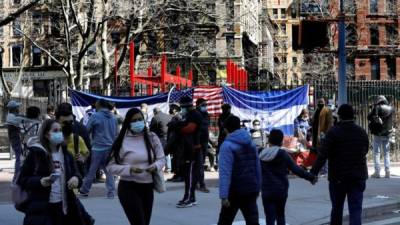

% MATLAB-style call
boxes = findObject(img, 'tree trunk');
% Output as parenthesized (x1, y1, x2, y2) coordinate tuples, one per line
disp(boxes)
(101, 20, 110, 95)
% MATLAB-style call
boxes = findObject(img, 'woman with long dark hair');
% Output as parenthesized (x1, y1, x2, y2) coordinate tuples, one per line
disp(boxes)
(17, 119, 84, 225)
(107, 108, 165, 225)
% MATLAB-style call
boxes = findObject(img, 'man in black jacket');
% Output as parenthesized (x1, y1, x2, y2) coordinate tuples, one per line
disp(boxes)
(216, 104, 233, 170)
(166, 103, 184, 182)
(195, 98, 210, 193)
(311, 104, 369, 225)
(368, 95, 394, 178)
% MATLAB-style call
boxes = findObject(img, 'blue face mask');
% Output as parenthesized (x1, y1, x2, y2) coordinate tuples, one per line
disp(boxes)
(200, 106, 207, 112)
(50, 132, 64, 145)
(130, 121, 145, 133)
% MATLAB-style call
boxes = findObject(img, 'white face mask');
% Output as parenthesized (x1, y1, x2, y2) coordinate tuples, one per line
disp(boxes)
(254, 125, 261, 130)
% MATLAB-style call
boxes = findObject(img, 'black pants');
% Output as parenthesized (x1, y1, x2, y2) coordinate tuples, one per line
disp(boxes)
(197, 144, 207, 188)
(329, 180, 365, 225)
(118, 180, 154, 225)
(217, 193, 260, 225)
(262, 195, 287, 225)
(49, 202, 68, 225)
(183, 158, 199, 202)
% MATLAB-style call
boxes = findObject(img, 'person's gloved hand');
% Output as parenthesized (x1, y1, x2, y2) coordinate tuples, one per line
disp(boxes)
(67, 176, 79, 189)
(146, 164, 157, 173)
(130, 167, 144, 174)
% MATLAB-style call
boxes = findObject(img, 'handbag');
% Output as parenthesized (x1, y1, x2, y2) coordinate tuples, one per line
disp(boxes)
(75, 198, 95, 225)
(11, 173, 29, 212)
(150, 135, 166, 193)
(152, 169, 166, 193)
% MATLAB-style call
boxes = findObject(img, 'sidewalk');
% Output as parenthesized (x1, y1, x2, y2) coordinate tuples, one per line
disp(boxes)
(0, 166, 399, 225)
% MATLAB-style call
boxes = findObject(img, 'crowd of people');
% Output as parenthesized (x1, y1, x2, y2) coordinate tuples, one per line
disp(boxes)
(4, 93, 395, 225)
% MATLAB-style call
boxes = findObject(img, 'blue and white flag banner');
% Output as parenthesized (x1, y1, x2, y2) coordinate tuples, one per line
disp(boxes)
(223, 85, 309, 135)
(70, 90, 170, 124)
(71, 86, 309, 135)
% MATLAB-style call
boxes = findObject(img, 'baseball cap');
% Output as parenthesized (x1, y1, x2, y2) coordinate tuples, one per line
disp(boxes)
(7, 100, 22, 109)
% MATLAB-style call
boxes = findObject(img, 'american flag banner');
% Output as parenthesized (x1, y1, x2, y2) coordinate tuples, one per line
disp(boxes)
(193, 86, 223, 116)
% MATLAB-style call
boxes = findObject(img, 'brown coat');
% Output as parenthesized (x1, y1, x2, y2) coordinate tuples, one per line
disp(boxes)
(317, 107, 333, 146)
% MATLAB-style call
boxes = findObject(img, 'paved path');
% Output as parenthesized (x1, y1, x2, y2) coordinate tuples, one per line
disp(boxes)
(0, 165, 399, 225)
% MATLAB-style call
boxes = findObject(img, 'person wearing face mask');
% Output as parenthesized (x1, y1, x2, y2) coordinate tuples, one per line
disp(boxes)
(294, 109, 311, 147)
(107, 108, 165, 225)
(176, 96, 204, 208)
(195, 98, 211, 193)
(57, 113, 89, 177)
(217, 104, 233, 170)
(250, 119, 268, 152)
(17, 119, 87, 225)
(165, 103, 185, 182)
(312, 99, 333, 149)
(311, 99, 333, 176)
(79, 99, 118, 199)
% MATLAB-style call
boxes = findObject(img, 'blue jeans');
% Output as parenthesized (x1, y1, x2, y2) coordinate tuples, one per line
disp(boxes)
(329, 180, 365, 225)
(373, 135, 391, 173)
(9, 133, 22, 182)
(80, 150, 115, 195)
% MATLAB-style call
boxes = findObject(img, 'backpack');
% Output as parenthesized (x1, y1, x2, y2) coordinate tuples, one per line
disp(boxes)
(368, 108, 383, 135)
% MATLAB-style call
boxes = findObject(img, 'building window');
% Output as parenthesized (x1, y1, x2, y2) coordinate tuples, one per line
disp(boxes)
(387, 57, 396, 80)
(369, 24, 379, 45)
(370, 0, 378, 14)
(386, 0, 397, 14)
(50, 15, 61, 36)
(13, 19, 22, 37)
(346, 58, 355, 80)
(344, 0, 356, 14)
(292, 57, 298, 66)
(281, 24, 286, 34)
(226, 35, 235, 56)
(32, 13, 42, 35)
(371, 57, 380, 80)
(273, 9, 278, 19)
(33, 80, 50, 97)
(281, 9, 286, 19)
(346, 24, 358, 46)
(32, 46, 41, 66)
(386, 24, 398, 46)
(11, 44, 23, 67)
(13, 0, 21, 5)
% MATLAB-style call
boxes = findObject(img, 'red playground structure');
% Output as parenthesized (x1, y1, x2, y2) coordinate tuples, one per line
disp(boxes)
(118, 42, 249, 96)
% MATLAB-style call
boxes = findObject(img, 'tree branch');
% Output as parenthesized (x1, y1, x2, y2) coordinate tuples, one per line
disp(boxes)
(0, 0, 41, 27)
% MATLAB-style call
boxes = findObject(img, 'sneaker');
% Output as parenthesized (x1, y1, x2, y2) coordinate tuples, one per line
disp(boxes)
(176, 200, 196, 208)
(385, 171, 391, 178)
(371, 171, 380, 178)
(198, 187, 210, 193)
(78, 191, 89, 198)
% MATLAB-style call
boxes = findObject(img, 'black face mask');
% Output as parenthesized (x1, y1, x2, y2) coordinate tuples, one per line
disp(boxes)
(62, 122, 74, 136)
(222, 109, 231, 115)
(317, 104, 324, 109)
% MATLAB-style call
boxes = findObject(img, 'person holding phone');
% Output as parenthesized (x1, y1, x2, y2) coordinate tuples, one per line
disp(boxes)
(17, 119, 85, 225)
(107, 108, 165, 225)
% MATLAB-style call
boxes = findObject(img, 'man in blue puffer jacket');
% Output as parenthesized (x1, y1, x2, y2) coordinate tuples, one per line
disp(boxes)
(217, 115, 261, 225)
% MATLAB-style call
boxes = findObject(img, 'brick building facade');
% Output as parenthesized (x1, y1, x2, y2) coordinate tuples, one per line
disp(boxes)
(329, 0, 400, 80)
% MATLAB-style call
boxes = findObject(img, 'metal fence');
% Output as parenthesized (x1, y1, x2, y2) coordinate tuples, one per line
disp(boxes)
(311, 80, 400, 161)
